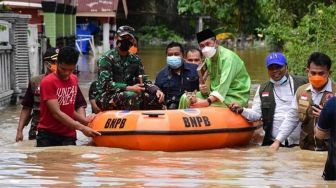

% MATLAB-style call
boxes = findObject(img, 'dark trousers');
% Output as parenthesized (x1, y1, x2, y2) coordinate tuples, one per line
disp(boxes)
(323, 150, 336, 180)
(36, 129, 76, 147)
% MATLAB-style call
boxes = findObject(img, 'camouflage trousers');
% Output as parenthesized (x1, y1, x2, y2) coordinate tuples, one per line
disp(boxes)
(98, 91, 164, 111)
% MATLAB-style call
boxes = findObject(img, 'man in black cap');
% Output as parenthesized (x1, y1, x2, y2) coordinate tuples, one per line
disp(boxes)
(15, 48, 87, 141)
(95, 25, 165, 110)
(179, 29, 251, 108)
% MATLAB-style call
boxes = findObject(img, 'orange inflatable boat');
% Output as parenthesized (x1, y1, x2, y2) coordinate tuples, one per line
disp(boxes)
(90, 107, 262, 151)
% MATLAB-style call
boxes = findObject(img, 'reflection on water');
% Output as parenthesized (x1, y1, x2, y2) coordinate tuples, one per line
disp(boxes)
(0, 145, 332, 187)
(0, 47, 334, 187)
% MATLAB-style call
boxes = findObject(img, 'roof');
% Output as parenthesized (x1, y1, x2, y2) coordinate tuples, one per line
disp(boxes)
(0, 0, 42, 8)
(1, 0, 127, 18)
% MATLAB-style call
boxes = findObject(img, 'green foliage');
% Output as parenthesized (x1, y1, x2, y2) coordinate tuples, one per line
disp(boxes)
(260, 1, 336, 79)
(0, 1, 11, 11)
(178, 0, 265, 35)
(284, 4, 336, 79)
(178, 0, 203, 14)
(260, 2, 295, 51)
(137, 25, 184, 44)
(0, 24, 6, 31)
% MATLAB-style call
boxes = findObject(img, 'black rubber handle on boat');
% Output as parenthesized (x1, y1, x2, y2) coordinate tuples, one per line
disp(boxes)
(142, 112, 165, 117)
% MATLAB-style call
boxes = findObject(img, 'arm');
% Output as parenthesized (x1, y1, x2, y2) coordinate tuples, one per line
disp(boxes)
(90, 99, 101, 114)
(315, 97, 334, 139)
(15, 106, 32, 142)
(16, 82, 34, 142)
(269, 97, 300, 151)
(208, 56, 239, 103)
(46, 99, 100, 137)
(154, 71, 163, 90)
(241, 86, 262, 121)
(89, 81, 101, 114)
(75, 106, 86, 118)
(75, 85, 87, 112)
(315, 127, 330, 139)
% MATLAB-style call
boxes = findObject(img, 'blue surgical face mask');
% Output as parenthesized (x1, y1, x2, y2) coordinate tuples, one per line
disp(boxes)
(167, 56, 182, 69)
(270, 75, 288, 86)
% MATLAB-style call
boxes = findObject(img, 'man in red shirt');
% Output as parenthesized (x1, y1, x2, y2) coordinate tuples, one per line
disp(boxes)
(37, 46, 100, 147)
(16, 48, 87, 141)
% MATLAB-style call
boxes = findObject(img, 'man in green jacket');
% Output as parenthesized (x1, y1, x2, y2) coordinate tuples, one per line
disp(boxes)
(179, 29, 251, 108)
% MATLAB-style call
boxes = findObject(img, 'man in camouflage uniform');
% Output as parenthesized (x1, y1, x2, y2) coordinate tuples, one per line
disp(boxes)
(95, 25, 165, 110)
(15, 48, 87, 141)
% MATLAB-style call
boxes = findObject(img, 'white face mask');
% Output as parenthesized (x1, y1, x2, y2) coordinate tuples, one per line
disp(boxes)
(201, 46, 216, 58)
(270, 75, 288, 86)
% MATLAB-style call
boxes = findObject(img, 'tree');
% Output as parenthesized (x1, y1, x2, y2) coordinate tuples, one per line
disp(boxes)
(284, 4, 336, 79)
(177, 0, 265, 35)
(260, 0, 334, 51)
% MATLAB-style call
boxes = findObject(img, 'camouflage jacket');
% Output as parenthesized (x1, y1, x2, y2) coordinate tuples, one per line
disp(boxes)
(96, 48, 148, 101)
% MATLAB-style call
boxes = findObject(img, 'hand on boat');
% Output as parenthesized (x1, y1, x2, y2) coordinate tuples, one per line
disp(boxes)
(127, 84, 145, 93)
(190, 99, 209, 108)
(81, 126, 101, 137)
(156, 90, 165, 103)
(229, 103, 243, 114)
(268, 140, 280, 152)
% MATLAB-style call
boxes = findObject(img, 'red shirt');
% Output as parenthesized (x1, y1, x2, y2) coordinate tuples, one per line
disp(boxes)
(37, 73, 78, 138)
(21, 75, 87, 110)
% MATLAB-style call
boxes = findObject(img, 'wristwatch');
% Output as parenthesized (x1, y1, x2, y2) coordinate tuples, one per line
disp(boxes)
(206, 98, 212, 105)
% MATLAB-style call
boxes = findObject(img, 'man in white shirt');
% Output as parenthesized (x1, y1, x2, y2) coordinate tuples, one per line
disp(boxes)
(269, 52, 335, 151)
(230, 52, 307, 146)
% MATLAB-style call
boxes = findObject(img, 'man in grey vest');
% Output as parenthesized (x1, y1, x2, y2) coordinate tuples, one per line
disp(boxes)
(229, 52, 307, 146)
(270, 52, 334, 151)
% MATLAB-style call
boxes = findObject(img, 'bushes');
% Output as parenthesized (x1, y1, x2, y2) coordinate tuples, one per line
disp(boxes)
(285, 4, 336, 79)
(263, 3, 336, 79)
(137, 25, 184, 45)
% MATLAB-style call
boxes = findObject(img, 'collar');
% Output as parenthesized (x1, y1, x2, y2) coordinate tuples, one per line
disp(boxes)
(305, 78, 333, 93)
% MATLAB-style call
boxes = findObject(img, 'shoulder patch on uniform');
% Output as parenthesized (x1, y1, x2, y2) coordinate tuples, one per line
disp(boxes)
(300, 92, 308, 100)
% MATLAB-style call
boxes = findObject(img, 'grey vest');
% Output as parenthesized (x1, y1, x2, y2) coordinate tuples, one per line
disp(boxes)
(259, 75, 308, 146)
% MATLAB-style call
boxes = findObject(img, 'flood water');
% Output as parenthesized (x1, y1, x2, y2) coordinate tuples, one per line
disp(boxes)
(0, 46, 334, 187)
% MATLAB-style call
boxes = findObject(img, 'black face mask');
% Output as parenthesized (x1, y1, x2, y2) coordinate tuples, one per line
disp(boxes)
(117, 39, 132, 51)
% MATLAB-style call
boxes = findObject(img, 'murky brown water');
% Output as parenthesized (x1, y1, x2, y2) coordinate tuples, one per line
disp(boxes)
(0, 47, 334, 187)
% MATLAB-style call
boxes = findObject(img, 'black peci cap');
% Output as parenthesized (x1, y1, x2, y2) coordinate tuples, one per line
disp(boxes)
(196, 29, 216, 43)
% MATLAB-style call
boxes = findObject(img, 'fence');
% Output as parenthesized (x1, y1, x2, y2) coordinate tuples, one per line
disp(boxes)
(0, 13, 31, 108)
(0, 46, 12, 107)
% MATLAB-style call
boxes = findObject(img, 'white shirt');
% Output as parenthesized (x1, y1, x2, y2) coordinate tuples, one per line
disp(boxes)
(242, 76, 301, 145)
(276, 79, 333, 143)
